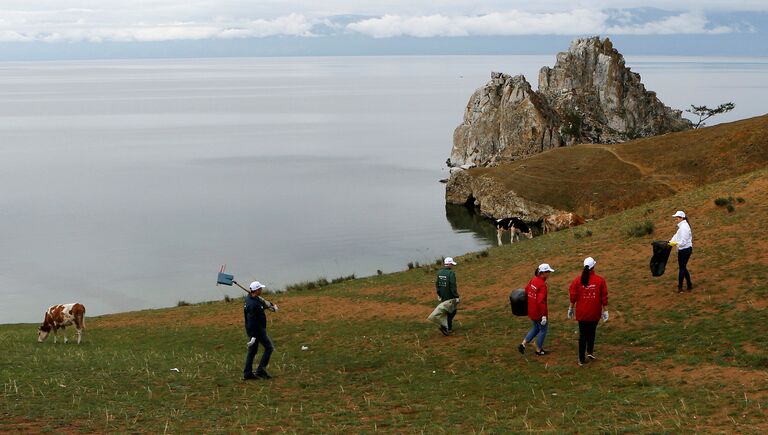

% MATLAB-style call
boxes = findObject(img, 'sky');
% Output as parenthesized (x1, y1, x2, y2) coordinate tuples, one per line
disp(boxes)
(0, 1, 766, 59)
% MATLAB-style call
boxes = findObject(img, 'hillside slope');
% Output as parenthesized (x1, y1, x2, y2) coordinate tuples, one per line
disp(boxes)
(447, 114, 768, 218)
(2, 168, 767, 433)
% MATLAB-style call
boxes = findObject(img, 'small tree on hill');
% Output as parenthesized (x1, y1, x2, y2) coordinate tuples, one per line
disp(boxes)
(686, 102, 735, 129)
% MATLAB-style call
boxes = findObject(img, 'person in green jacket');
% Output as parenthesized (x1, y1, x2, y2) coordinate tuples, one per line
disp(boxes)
(432, 257, 460, 335)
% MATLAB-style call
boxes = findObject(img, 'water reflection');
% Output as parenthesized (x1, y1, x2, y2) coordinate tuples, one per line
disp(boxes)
(445, 204, 545, 245)
(444, 204, 498, 245)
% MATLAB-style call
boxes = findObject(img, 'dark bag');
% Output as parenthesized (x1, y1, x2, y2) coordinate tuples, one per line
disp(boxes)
(509, 288, 527, 316)
(650, 240, 672, 277)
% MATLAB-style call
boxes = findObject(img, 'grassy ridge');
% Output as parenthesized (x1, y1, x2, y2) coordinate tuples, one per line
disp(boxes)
(2, 168, 767, 433)
(470, 114, 768, 217)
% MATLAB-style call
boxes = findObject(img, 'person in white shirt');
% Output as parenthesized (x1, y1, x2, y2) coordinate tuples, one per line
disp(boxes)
(669, 210, 693, 292)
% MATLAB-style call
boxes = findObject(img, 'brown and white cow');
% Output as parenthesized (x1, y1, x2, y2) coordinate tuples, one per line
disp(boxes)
(542, 212, 586, 234)
(37, 303, 86, 344)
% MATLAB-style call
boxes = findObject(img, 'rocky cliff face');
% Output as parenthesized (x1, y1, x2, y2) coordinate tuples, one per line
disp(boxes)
(451, 73, 562, 167)
(449, 37, 691, 169)
(538, 37, 692, 145)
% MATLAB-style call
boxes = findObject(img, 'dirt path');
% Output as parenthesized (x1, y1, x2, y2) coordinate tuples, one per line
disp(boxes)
(507, 170, 633, 184)
(587, 143, 678, 192)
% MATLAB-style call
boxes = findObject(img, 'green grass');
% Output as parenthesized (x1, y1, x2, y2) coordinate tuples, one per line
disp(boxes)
(5, 311, 765, 432)
(0, 319, 739, 433)
(2, 168, 768, 433)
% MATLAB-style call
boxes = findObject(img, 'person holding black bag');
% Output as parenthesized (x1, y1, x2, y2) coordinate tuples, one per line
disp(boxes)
(669, 210, 694, 293)
(518, 263, 554, 356)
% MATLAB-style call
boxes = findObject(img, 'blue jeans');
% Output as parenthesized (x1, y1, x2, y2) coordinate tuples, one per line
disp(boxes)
(244, 327, 274, 376)
(524, 319, 548, 349)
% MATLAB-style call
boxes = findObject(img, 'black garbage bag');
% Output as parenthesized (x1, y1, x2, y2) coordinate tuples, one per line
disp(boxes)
(509, 288, 527, 316)
(650, 240, 672, 277)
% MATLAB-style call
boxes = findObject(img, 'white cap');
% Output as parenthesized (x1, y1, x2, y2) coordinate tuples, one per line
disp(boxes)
(249, 281, 265, 291)
(444, 257, 457, 266)
(672, 210, 686, 218)
(538, 263, 555, 273)
(583, 257, 596, 269)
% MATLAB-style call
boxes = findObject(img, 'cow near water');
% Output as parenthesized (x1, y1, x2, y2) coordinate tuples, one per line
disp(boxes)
(495, 217, 533, 245)
(542, 212, 587, 234)
(37, 303, 86, 344)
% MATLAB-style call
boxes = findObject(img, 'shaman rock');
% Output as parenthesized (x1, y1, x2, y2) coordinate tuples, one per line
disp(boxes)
(539, 36, 692, 145)
(449, 37, 691, 168)
(450, 73, 562, 168)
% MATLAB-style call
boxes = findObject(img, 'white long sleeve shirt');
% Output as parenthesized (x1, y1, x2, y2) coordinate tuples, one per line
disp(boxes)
(670, 220, 693, 250)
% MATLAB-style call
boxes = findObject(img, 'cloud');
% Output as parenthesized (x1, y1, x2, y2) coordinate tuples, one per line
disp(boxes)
(0, 11, 314, 42)
(347, 10, 607, 37)
(606, 11, 735, 34)
(347, 10, 740, 37)
(0, 3, 752, 43)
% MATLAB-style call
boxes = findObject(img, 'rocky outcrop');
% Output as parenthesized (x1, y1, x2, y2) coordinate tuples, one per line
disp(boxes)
(450, 73, 562, 167)
(449, 36, 691, 169)
(538, 37, 692, 145)
(445, 170, 560, 221)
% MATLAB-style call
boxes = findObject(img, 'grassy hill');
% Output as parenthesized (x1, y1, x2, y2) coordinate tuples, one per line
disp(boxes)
(2, 171, 767, 432)
(469, 114, 768, 217)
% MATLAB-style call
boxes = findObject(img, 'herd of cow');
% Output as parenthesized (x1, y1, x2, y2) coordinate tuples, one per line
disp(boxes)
(495, 212, 587, 245)
(35, 212, 586, 345)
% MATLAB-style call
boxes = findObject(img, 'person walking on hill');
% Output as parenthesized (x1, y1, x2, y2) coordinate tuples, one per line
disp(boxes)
(669, 210, 694, 293)
(243, 281, 279, 380)
(518, 263, 554, 356)
(428, 257, 460, 336)
(568, 257, 609, 366)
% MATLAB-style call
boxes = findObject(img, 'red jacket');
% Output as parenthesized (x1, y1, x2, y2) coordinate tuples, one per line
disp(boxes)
(526, 275, 548, 321)
(568, 271, 608, 322)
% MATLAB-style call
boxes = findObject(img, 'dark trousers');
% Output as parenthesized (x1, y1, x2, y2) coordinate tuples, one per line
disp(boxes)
(578, 321, 599, 363)
(678, 247, 693, 289)
(244, 327, 274, 376)
(446, 310, 456, 331)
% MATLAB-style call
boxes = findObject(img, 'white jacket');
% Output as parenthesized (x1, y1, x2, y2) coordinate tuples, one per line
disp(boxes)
(670, 220, 693, 249)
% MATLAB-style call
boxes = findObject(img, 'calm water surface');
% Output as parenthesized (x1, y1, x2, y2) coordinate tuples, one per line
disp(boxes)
(1, 55, 766, 323)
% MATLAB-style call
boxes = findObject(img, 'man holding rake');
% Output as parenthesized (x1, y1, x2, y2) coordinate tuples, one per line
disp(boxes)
(243, 281, 278, 380)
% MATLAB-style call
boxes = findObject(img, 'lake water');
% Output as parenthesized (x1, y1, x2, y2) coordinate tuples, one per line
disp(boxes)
(1, 55, 766, 323)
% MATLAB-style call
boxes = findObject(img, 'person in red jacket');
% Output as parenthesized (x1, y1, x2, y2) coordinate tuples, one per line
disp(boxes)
(567, 257, 609, 366)
(518, 263, 555, 356)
